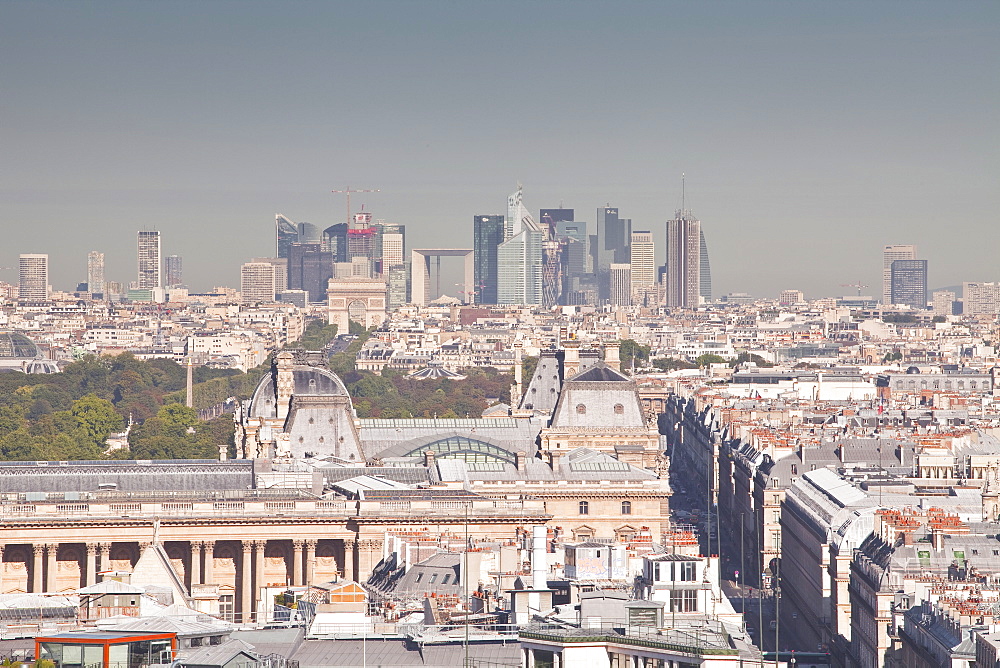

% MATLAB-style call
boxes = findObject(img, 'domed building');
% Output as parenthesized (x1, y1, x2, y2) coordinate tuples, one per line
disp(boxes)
(236, 351, 365, 461)
(0, 330, 53, 372)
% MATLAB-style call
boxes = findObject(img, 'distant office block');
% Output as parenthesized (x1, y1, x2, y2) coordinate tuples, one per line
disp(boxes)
(287, 243, 333, 303)
(322, 223, 349, 263)
(629, 231, 655, 296)
(250, 258, 288, 293)
(297, 222, 320, 244)
(609, 263, 632, 307)
(19, 254, 49, 301)
(277, 290, 308, 308)
(890, 259, 927, 309)
(883, 245, 916, 304)
(241, 262, 277, 304)
(474, 214, 504, 304)
(137, 230, 162, 289)
(498, 187, 544, 306)
(276, 214, 298, 258)
(597, 207, 631, 300)
(779, 289, 805, 305)
(700, 230, 712, 302)
(963, 282, 1000, 316)
(87, 251, 105, 296)
(664, 211, 701, 308)
(932, 290, 955, 317)
(165, 255, 182, 287)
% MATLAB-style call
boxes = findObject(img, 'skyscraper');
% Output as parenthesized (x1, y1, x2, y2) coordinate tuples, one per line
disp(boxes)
(699, 230, 712, 303)
(276, 214, 298, 258)
(296, 222, 320, 244)
(87, 251, 105, 296)
(497, 186, 544, 306)
(19, 254, 48, 301)
(474, 214, 505, 304)
(287, 243, 332, 303)
(597, 207, 631, 300)
(372, 222, 405, 275)
(664, 210, 701, 308)
(890, 259, 928, 309)
(165, 255, 182, 287)
(241, 262, 277, 304)
(322, 223, 349, 263)
(137, 230, 161, 289)
(882, 245, 917, 304)
(629, 231, 655, 302)
(609, 263, 632, 307)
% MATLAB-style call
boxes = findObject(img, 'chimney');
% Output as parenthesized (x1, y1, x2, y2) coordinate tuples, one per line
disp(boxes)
(424, 450, 436, 468)
(604, 340, 621, 372)
(275, 351, 295, 420)
(563, 340, 581, 379)
(931, 527, 945, 551)
(515, 451, 526, 472)
(532, 526, 547, 590)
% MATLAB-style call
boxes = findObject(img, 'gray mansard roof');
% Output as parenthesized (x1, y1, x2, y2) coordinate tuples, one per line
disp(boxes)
(549, 363, 647, 430)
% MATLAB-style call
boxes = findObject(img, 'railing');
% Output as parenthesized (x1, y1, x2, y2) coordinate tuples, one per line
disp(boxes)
(520, 622, 738, 656)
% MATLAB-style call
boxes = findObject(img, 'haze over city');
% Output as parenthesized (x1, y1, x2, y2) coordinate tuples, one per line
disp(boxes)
(2, 0, 998, 297)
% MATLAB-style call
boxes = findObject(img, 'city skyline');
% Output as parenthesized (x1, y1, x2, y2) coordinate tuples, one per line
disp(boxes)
(2, 1, 997, 297)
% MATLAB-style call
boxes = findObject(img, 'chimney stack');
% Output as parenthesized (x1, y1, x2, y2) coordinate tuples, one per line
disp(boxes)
(563, 340, 581, 379)
(604, 341, 621, 372)
(515, 451, 526, 472)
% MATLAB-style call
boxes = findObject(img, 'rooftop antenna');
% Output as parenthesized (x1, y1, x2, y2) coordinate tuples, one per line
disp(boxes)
(681, 172, 686, 214)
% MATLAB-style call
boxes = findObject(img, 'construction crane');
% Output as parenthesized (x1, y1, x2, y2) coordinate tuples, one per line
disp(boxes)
(841, 281, 869, 297)
(331, 187, 380, 224)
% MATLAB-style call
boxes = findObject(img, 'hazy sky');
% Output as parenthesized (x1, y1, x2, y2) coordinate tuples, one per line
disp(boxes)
(2, 1, 998, 299)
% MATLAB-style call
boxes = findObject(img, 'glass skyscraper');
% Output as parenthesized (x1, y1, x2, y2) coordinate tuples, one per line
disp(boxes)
(137, 230, 161, 289)
(473, 215, 504, 304)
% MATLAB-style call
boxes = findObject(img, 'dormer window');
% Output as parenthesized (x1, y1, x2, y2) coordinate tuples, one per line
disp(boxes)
(614, 404, 624, 414)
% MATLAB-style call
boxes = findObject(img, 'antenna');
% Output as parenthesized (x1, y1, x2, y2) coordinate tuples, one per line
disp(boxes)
(681, 172, 686, 214)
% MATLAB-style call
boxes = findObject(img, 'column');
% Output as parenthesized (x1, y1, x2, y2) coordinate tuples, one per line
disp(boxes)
(31, 545, 43, 593)
(342, 540, 356, 582)
(203, 541, 214, 584)
(45, 544, 57, 592)
(99, 543, 111, 576)
(253, 541, 265, 593)
(85, 544, 98, 587)
(304, 540, 317, 586)
(0, 545, 5, 594)
(190, 542, 201, 586)
(240, 541, 252, 624)
(357, 539, 383, 583)
(292, 540, 304, 587)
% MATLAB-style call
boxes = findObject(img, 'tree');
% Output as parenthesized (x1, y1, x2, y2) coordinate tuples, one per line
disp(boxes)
(729, 352, 774, 368)
(71, 395, 124, 446)
(652, 358, 698, 372)
(696, 354, 726, 367)
(619, 339, 651, 371)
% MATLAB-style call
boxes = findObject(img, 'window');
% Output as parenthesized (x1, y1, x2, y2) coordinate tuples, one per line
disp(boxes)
(621, 501, 632, 515)
(415, 573, 423, 583)
(442, 574, 451, 584)
(576, 404, 587, 415)
(430, 573, 439, 584)
(579, 501, 589, 515)
(190, 638, 203, 648)
(614, 404, 624, 414)
(669, 589, 698, 612)
(678, 561, 697, 581)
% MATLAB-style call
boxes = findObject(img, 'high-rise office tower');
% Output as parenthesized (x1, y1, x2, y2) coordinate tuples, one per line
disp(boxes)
(287, 243, 333, 303)
(137, 230, 162, 289)
(19, 254, 49, 301)
(629, 231, 655, 301)
(372, 222, 405, 275)
(556, 220, 589, 278)
(241, 262, 277, 304)
(474, 214, 505, 304)
(498, 187, 544, 306)
(664, 210, 701, 308)
(890, 259, 928, 309)
(322, 223, 349, 263)
(276, 214, 298, 258)
(883, 245, 917, 304)
(609, 263, 632, 307)
(699, 230, 712, 302)
(87, 251, 105, 296)
(296, 222, 320, 245)
(250, 257, 288, 293)
(165, 255, 182, 287)
(963, 283, 1000, 316)
(597, 207, 631, 301)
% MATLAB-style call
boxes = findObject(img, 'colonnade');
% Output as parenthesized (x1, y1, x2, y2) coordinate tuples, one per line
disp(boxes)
(0, 537, 387, 622)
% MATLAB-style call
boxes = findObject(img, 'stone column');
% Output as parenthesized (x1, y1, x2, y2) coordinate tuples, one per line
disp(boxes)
(85, 544, 98, 587)
(98, 543, 111, 575)
(202, 541, 214, 584)
(342, 540, 357, 582)
(304, 540, 317, 586)
(292, 540, 305, 587)
(32, 545, 43, 593)
(240, 541, 252, 624)
(253, 541, 265, 593)
(45, 544, 57, 592)
(190, 542, 201, 586)
(356, 539, 383, 583)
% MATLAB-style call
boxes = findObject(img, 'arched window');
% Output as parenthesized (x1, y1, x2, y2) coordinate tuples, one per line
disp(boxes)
(576, 404, 587, 415)
(614, 404, 625, 414)
(621, 501, 632, 515)
(579, 501, 589, 515)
